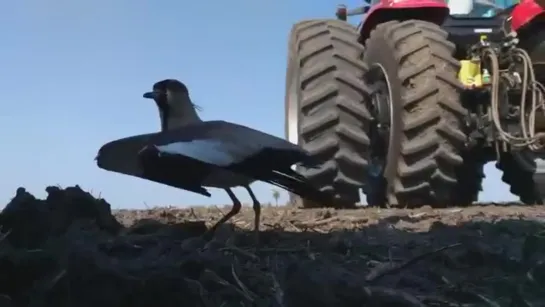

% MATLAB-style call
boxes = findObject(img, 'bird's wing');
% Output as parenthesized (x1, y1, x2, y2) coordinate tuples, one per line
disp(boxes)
(146, 175, 212, 197)
(96, 120, 317, 174)
(157, 122, 340, 202)
(95, 129, 212, 171)
(96, 133, 155, 177)
(153, 139, 247, 167)
(140, 121, 261, 167)
(137, 145, 214, 195)
(96, 133, 211, 197)
(199, 123, 346, 204)
(201, 121, 323, 168)
(114, 122, 334, 202)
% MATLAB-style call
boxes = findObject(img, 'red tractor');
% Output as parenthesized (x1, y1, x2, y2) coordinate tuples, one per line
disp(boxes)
(285, 0, 545, 208)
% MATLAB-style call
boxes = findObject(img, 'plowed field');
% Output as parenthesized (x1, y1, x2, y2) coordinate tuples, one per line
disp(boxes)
(0, 186, 544, 306)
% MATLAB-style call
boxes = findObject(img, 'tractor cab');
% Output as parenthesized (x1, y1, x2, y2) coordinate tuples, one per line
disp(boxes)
(448, 0, 518, 18)
(444, 0, 518, 58)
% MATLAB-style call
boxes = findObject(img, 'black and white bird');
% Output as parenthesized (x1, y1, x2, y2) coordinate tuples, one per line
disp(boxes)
(96, 79, 337, 241)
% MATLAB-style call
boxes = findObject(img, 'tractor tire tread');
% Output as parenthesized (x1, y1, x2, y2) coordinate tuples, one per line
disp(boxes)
(287, 19, 370, 207)
(366, 20, 472, 206)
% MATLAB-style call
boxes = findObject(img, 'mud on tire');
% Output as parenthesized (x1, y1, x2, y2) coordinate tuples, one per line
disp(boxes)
(362, 20, 469, 207)
(285, 19, 371, 208)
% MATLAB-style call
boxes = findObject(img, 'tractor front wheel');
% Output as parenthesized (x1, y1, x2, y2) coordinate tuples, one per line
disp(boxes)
(285, 19, 371, 208)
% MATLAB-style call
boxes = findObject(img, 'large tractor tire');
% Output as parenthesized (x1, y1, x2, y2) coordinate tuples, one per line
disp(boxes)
(285, 19, 371, 208)
(497, 29, 545, 204)
(453, 151, 486, 205)
(361, 20, 470, 207)
(496, 152, 545, 204)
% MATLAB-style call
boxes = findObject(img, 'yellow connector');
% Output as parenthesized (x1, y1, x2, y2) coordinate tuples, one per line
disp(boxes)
(458, 59, 483, 88)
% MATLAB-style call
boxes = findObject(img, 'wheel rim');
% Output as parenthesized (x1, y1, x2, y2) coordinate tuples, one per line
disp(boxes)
(286, 57, 300, 148)
(366, 64, 394, 181)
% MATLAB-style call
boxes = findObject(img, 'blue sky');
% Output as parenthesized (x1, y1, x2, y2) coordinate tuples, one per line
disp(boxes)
(0, 0, 516, 208)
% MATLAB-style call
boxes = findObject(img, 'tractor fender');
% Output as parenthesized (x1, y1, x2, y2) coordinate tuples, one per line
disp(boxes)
(359, 0, 449, 41)
(511, 0, 545, 32)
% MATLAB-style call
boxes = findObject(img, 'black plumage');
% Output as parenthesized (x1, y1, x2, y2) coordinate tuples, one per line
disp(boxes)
(96, 121, 328, 199)
(96, 79, 336, 242)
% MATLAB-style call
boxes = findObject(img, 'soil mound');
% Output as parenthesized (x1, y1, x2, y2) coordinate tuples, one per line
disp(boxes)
(0, 186, 544, 306)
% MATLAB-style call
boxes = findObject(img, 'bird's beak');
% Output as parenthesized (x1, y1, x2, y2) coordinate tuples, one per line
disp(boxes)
(143, 91, 158, 99)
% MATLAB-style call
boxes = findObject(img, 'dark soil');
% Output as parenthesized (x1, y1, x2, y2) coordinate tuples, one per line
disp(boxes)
(1, 186, 545, 307)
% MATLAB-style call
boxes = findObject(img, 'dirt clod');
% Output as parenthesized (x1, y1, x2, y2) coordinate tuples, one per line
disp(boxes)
(0, 187, 545, 306)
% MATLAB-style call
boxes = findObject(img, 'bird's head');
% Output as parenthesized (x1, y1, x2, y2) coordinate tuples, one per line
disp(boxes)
(143, 79, 188, 110)
(143, 79, 201, 130)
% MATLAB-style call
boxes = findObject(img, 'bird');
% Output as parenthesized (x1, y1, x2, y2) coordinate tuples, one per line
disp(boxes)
(96, 79, 338, 242)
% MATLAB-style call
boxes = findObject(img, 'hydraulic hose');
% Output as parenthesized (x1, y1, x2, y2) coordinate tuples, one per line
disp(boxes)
(484, 47, 545, 150)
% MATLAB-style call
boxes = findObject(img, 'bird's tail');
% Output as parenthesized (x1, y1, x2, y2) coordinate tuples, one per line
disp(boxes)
(257, 168, 348, 207)
(225, 147, 344, 205)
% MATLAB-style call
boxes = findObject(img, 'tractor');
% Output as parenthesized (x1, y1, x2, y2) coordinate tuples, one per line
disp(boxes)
(285, 0, 545, 208)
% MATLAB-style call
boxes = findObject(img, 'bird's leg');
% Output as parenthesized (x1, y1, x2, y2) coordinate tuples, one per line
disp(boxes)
(204, 188, 242, 239)
(244, 185, 261, 246)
